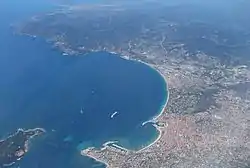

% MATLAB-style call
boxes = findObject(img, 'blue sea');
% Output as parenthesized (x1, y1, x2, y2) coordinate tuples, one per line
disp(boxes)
(0, 1, 167, 168)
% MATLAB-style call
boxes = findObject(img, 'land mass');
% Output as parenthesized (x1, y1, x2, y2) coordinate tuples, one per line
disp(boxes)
(0, 128, 45, 168)
(15, 1, 250, 167)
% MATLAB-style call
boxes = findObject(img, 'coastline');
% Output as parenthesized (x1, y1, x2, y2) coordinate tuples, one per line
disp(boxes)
(137, 59, 169, 123)
(11, 32, 168, 165)
(81, 54, 170, 166)
(1, 30, 168, 166)
(130, 59, 169, 153)
(0, 127, 46, 142)
(81, 148, 110, 167)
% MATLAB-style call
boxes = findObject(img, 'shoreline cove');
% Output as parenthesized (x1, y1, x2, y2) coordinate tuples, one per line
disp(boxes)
(81, 54, 169, 167)
(1, 28, 167, 167)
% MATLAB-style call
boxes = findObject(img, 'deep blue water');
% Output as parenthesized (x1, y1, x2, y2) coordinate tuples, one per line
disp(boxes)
(0, 1, 167, 168)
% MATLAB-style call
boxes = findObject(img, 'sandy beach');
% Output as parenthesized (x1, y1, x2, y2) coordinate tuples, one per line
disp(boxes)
(133, 60, 169, 153)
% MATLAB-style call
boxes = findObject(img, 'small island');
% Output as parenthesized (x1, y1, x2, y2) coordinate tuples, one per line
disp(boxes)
(0, 128, 45, 167)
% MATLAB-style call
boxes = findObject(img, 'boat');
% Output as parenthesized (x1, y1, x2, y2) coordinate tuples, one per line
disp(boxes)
(110, 111, 118, 118)
(80, 107, 84, 114)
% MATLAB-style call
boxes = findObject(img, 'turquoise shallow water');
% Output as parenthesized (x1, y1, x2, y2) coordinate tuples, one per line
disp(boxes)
(0, 1, 167, 168)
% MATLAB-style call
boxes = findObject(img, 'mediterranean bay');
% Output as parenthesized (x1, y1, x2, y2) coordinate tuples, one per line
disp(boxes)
(0, 1, 168, 167)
